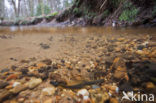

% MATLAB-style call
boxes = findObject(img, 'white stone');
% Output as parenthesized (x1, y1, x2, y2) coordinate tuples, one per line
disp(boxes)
(12, 82, 21, 87)
(77, 89, 89, 97)
(42, 87, 56, 96)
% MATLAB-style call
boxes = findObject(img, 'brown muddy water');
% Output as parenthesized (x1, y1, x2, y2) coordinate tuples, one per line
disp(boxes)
(0, 26, 156, 69)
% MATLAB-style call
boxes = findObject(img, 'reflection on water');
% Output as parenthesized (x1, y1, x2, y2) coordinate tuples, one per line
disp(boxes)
(0, 26, 156, 37)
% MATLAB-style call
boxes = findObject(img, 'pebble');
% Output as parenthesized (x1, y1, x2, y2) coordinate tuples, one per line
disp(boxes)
(103, 85, 119, 94)
(114, 66, 128, 80)
(18, 98, 25, 103)
(6, 74, 18, 81)
(26, 78, 42, 89)
(145, 82, 155, 90)
(91, 92, 109, 103)
(109, 98, 119, 103)
(12, 82, 21, 87)
(41, 59, 52, 65)
(92, 85, 100, 89)
(44, 98, 52, 103)
(77, 89, 89, 100)
(0, 80, 9, 89)
(42, 87, 56, 96)
(1, 68, 10, 73)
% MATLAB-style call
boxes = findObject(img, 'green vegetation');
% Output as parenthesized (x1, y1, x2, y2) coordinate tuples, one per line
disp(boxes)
(102, 10, 110, 18)
(50, 12, 59, 16)
(83, 8, 96, 18)
(119, 1, 139, 22)
(73, 7, 81, 14)
(36, 3, 51, 16)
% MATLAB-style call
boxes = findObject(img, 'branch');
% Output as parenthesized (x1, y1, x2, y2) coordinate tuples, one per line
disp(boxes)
(100, 0, 108, 9)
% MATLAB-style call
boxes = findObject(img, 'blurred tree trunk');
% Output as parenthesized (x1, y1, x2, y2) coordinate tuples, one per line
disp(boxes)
(17, 0, 21, 17)
(23, 0, 29, 17)
(11, 0, 18, 17)
(0, 0, 4, 17)
(10, 0, 21, 18)
(28, 0, 34, 16)
(0, 0, 4, 21)
(38, 0, 44, 15)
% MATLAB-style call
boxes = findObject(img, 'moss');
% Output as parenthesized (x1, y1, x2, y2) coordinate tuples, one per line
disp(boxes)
(45, 12, 58, 19)
(119, 1, 139, 22)
(51, 12, 59, 16)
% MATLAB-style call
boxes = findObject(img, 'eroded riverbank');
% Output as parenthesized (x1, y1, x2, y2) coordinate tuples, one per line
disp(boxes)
(0, 27, 156, 103)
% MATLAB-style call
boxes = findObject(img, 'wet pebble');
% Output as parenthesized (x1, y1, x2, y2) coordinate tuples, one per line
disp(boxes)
(42, 87, 56, 96)
(0, 80, 9, 89)
(26, 78, 42, 89)
(40, 43, 50, 49)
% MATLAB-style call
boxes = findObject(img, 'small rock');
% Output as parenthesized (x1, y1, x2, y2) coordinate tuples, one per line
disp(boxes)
(114, 66, 128, 80)
(109, 98, 119, 103)
(10, 84, 28, 94)
(42, 87, 56, 96)
(0, 80, 9, 89)
(91, 93, 109, 103)
(10, 58, 17, 61)
(20, 59, 30, 63)
(36, 63, 47, 68)
(92, 85, 100, 89)
(11, 65, 17, 70)
(12, 82, 21, 87)
(0, 90, 12, 102)
(40, 43, 50, 49)
(9, 100, 18, 103)
(41, 59, 52, 65)
(137, 45, 145, 50)
(77, 89, 89, 100)
(20, 68, 29, 75)
(1, 68, 9, 73)
(117, 38, 125, 42)
(26, 78, 42, 89)
(6, 74, 18, 81)
(103, 85, 119, 94)
(5, 85, 13, 89)
(18, 98, 25, 103)
(44, 98, 52, 103)
(28, 99, 40, 103)
(145, 82, 155, 90)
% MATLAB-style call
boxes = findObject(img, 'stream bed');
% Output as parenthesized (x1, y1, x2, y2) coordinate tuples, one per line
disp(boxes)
(0, 26, 156, 103)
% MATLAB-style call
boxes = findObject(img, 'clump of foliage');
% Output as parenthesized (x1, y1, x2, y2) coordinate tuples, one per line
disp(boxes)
(119, 1, 139, 21)
(36, 3, 51, 16)
(50, 12, 59, 16)
(73, 8, 81, 14)
(83, 7, 96, 18)
(45, 12, 58, 20)
(102, 10, 110, 18)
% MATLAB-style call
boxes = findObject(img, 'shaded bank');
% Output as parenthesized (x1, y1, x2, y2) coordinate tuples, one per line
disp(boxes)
(56, 0, 156, 27)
